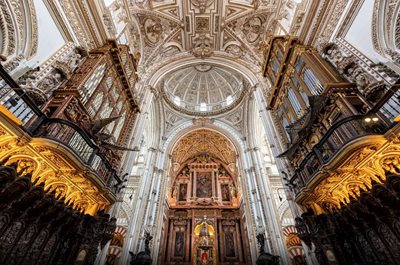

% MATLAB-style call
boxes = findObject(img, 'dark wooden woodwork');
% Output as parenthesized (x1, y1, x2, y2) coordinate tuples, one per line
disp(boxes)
(296, 173, 400, 265)
(0, 157, 116, 265)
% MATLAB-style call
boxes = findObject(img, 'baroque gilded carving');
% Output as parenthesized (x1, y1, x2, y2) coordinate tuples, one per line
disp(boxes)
(297, 132, 400, 213)
(0, 116, 113, 216)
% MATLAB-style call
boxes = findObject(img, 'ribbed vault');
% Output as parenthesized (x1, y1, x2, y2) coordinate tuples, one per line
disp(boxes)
(171, 129, 237, 166)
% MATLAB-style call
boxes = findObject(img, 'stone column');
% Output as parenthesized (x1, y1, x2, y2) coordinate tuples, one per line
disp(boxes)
(118, 147, 159, 265)
(252, 146, 290, 264)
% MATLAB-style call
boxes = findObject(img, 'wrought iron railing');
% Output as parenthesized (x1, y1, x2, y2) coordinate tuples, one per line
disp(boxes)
(34, 118, 117, 186)
(0, 64, 121, 189)
(0, 68, 42, 126)
(372, 86, 400, 122)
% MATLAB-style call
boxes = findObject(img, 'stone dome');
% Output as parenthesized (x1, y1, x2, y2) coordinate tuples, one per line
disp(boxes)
(162, 64, 245, 115)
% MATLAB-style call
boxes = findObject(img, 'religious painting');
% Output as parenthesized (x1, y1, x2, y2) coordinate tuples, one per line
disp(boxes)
(174, 232, 185, 257)
(221, 184, 230, 201)
(196, 173, 212, 198)
(225, 231, 235, 257)
(178, 183, 188, 201)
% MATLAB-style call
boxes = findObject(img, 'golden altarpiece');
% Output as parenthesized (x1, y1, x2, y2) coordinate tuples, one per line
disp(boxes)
(160, 131, 251, 265)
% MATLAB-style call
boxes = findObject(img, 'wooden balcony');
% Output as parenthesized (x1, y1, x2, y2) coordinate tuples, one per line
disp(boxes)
(0, 64, 122, 215)
(283, 86, 400, 212)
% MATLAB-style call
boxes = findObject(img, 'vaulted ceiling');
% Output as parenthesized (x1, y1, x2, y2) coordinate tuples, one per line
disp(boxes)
(125, 0, 295, 137)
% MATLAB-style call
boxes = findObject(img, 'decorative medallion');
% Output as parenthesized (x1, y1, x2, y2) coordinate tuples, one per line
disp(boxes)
(242, 16, 263, 43)
(194, 64, 212, 72)
(144, 18, 163, 44)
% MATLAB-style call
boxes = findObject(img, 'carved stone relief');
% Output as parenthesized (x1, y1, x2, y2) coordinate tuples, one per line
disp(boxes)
(372, 0, 400, 64)
(171, 129, 236, 164)
(0, 0, 37, 73)
(129, 0, 279, 76)
(58, 0, 95, 50)
(191, 0, 215, 13)
(321, 43, 380, 93)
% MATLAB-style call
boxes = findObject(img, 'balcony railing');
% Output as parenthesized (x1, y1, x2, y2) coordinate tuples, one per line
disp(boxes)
(35, 118, 117, 187)
(0, 69, 42, 126)
(0, 64, 121, 190)
(289, 114, 391, 195)
(287, 83, 400, 196)
(372, 86, 400, 122)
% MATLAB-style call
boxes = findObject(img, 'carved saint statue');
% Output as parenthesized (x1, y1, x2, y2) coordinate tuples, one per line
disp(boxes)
(144, 230, 153, 254)
(256, 233, 265, 253)
(174, 232, 185, 257)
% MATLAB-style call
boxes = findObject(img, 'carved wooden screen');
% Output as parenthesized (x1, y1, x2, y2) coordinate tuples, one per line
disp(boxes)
(84, 63, 130, 144)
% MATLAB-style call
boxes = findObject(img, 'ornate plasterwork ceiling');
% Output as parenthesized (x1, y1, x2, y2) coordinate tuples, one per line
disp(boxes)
(171, 129, 237, 165)
(127, 0, 293, 131)
(162, 63, 245, 115)
(129, 0, 284, 73)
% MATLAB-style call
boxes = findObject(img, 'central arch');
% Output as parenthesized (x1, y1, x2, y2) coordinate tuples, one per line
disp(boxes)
(158, 127, 252, 264)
